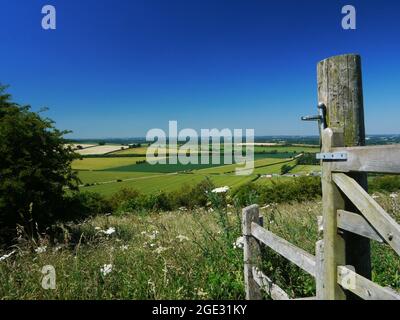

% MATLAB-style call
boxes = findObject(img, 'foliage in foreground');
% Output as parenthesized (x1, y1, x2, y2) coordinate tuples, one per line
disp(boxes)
(1, 193, 399, 300)
(0, 85, 79, 242)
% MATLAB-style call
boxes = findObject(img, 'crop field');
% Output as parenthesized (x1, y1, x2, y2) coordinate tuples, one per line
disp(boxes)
(253, 145, 320, 153)
(72, 145, 316, 196)
(75, 145, 128, 156)
(68, 143, 97, 150)
(79, 172, 256, 195)
(77, 171, 161, 185)
(111, 147, 148, 155)
(72, 157, 148, 170)
(196, 157, 291, 174)
(102, 153, 278, 173)
(252, 159, 298, 175)
(289, 165, 321, 174)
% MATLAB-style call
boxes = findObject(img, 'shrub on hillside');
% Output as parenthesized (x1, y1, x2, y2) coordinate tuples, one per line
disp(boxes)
(0, 85, 79, 242)
(61, 192, 112, 221)
(232, 176, 322, 207)
(171, 179, 215, 209)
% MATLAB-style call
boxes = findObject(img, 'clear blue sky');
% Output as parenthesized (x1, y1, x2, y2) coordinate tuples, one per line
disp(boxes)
(1, 0, 400, 138)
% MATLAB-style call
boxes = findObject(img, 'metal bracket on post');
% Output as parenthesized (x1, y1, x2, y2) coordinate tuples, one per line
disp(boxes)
(316, 152, 348, 161)
(301, 103, 327, 146)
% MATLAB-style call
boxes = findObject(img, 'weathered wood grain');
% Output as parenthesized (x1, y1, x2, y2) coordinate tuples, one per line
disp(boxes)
(242, 205, 262, 300)
(337, 210, 384, 243)
(319, 128, 347, 300)
(318, 54, 371, 299)
(315, 240, 325, 300)
(251, 223, 316, 277)
(330, 145, 400, 174)
(252, 267, 290, 300)
(337, 266, 400, 300)
(333, 173, 400, 256)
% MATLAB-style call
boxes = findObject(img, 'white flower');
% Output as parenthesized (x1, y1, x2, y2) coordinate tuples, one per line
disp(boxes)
(147, 230, 159, 240)
(53, 245, 64, 252)
(100, 264, 113, 276)
(0, 250, 16, 262)
(120, 245, 129, 251)
(176, 235, 190, 242)
(390, 193, 398, 199)
(195, 287, 208, 297)
(233, 236, 244, 249)
(154, 246, 169, 254)
(102, 227, 116, 235)
(35, 246, 47, 254)
(211, 186, 230, 194)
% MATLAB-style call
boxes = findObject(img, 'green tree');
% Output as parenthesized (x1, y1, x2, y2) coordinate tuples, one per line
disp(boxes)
(0, 85, 79, 241)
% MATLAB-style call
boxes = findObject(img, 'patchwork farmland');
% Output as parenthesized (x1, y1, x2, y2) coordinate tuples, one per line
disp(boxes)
(71, 143, 321, 196)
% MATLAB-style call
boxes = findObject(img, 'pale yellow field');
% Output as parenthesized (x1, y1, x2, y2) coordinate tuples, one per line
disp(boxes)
(75, 145, 128, 155)
(72, 157, 147, 170)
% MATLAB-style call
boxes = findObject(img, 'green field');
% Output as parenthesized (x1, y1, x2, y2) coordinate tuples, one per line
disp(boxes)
(77, 171, 160, 185)
(289, 165, 321, 174)
(111, 147, 148, 155)
(73, 146, 316, 196)
(253, 145, 319, 153)
(79, 172, 255, 195)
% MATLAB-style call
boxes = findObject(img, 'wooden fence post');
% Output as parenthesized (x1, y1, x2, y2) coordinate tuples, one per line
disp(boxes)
(318, 54, 371, 299)
(242, 204, 262, 300)
(315, 240, 324, 300)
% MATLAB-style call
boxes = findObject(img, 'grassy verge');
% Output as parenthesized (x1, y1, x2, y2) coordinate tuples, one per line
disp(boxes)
(1, 193, 399, 299)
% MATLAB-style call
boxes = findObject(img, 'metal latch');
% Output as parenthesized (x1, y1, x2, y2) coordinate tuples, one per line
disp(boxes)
(301, 103, 327, 146)
(316, 152, 348, 161)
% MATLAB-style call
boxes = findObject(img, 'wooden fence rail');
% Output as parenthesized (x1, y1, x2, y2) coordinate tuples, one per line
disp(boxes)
(242, 53, 400, 300)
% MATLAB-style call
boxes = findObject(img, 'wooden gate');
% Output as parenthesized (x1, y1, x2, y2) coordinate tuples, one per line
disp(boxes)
(243, 54, 400, 300)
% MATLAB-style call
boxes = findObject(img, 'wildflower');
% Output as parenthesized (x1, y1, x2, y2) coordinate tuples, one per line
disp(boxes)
(390, 193, 398, 199)
(102, 227, 116, 235)
(154, 246, 169, 254)
(176, 234, 189, 242)
(0, 250, 16, 262)
(233, 236, 244, 249)
(147, 230, 159, 240)
(53, 245, 64, 252)
(35, 246, 47, 254)
(100, 264, 113, 276)
(120, 245, 129, 251)
(211, 186, 230, 194)
(195, 287, 208, 297)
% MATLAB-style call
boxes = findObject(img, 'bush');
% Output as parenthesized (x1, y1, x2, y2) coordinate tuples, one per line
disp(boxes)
(61, 192, 112, 221)
(0, 85, 79, 241)
(233, 176, 322, 207)
(369, 175, 400, 193)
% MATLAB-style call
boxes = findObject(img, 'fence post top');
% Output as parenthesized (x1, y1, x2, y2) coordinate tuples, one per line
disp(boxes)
(318, 53, 361, 65)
